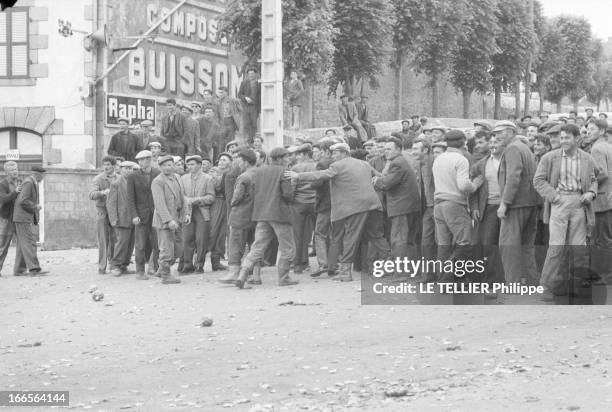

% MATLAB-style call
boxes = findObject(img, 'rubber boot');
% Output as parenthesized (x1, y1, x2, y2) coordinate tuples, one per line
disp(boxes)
(248, 264, 262, 285)
(278, 259, 299, 286)
(219, 265, 240, 284)
(211, 255, 228, 271)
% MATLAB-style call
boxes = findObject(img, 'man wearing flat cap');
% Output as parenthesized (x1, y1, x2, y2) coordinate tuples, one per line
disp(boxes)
(161, 98, 187, 156)
(12, 166, 48, 276)
(89, 155, 117, 274)
(107, 161, 137, 277)
(152, 155, 186, 284)
(138, 119, 167, 154)
(431, 130, 483, 283)
(474, 120, 493, 133)
(127, 150, 161, 278)
(234, 147, 297, 288)
(286, 142, 391, 281)
(191, 101, 203, 120)
(108, 117, 139, 161)
(494, 120, 539, 285)
(180, 154, 215, 274)
(181, 105, 202, 156)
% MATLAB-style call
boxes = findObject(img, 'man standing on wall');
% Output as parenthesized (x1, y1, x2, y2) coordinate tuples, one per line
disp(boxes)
(0, 161, 21, 276)
(161, 98, 186, 156)
(13, 166, 48, 276)
(217, 86, 242, 148)
(108, 118, 139, 161)
(238, 67, 262, 144)
(89, 156, 117, 275)
(181, 105, 202, 156)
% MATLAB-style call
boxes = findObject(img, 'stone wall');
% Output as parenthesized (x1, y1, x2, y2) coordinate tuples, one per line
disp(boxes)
(43, 169, 98, 250)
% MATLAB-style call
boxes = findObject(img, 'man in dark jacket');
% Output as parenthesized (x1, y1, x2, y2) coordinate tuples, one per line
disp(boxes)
(127, 150, 161, 277)
(373, 137, 420, 263)
(495, 120, 540, 285)
(108, 118, 139, 161)
(355, 95, 376, 139)
(234, 147, 297, 288)
(89, 156, 117, 274)
(0, 161, 22, 275)
(13, 166, 48, 276)
(238, 68, 261, 143)
(219, 149, 259, 284)
(311, 141, 334, 277)
(161, 98, 187, 156)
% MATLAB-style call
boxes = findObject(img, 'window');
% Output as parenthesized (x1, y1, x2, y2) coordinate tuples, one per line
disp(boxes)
(0, 7, 29, 78)
(0, 128, 42, 171)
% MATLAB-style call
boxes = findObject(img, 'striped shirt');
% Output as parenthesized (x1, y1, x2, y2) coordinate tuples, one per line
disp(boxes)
(557, 149, 581, 192)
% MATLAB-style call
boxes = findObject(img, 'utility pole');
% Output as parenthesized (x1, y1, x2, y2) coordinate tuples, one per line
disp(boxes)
(524, 0, 534, 116)
(260, 0, 284, 150)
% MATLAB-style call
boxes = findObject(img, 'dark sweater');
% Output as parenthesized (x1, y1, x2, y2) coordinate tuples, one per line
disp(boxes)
(251, 164, 293, 223)
(0, 178, 19, 220)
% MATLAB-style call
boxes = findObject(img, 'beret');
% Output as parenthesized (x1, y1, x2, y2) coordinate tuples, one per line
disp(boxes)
(135, 150, 152, 160)
(237, 148, 257, 165)
(444, 129, 466, 141)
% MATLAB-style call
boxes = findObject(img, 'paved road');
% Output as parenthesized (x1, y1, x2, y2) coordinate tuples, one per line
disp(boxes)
(1, 248, 612, 411)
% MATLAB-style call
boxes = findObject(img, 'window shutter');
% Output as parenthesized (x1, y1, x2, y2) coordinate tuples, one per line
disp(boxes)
(11, 44, 26, 75)
(0, 13, 6, 43)
(11, 11, 27, 43)
(0, 46, 6, 77)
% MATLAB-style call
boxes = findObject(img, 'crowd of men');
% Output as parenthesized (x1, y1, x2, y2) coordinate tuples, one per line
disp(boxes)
(3, 74, 612, 302)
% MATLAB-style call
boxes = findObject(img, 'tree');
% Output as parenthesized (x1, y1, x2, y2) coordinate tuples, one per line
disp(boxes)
(554, 15, 595, 111)
(390, 0, 426, 119)
(406, 0, 469, 117)
(449, 0, 500, 118)
(219, 0, 336, 83)
(490, 0, 536, 119)
(327, 0, 393, 97)
(586, 40, 612, 111)
(534, 18, 566, 113)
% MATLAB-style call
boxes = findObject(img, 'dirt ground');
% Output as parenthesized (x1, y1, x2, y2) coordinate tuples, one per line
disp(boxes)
(1, 247, 612, 411)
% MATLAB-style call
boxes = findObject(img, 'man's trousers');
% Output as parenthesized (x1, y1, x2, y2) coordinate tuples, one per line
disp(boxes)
(291, 201, 315, 269)
(242, 105, 259, 143)
(134, 217, 158, 273)
(96, 207, 115, 272)
(14, 222, 40, 273)
(110, 226, 135, 270)
(472, 204, 504, 284)
(182, 208, 210, 269)
(0, 217, 16, 273)
(332, 210, 390, 266)
(241, 221, 295, 271)
(314, 210, 331, 269)
(499, 206, 538, 284)
(228, 226, 255, 266)
(157, 226, 183, 274)
(209, 199, 227, 259)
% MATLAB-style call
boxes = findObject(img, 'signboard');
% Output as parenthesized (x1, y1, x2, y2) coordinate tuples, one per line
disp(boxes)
(5, 149, 20, 160)
(106, 93, 156, 126)
(107, 0, 245, 102)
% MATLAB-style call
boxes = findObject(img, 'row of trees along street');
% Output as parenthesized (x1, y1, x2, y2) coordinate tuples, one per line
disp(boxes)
(219, 0, 612, 119)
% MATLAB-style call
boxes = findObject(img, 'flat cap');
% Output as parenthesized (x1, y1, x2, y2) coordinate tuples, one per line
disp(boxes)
(237, 148, 257, 165)
(538, 121, 558, 132)
(295, 144, 312, 153)
(148, 141, 162, 148)
(363, 140, 376, 147)
(410, 114, 420, 119)
(141, 119, 153, 127)
(444, 129, 466, 142)
(185, 155, 202, 164)
(401, 119, 410, 124)
(191, 101, 202, 107)
(117, 117, 130, 124)
(217, 152, 233, 162)
(330, 142, 350, 153)
(492, 120, 517, 133)
(430, 124, 447, 132)
(135, 150, 152, 160)
(158, 155, 174, 166)
(473, 120, 493, 131)
(182, 105, 193, 113)
(31, 166, 46, 173)
(120, 161, 138, 168)
(545, 124, 562, 135)
(269, 147, 290, 160)
(225, 140, 239, 150)
(431, 141, 448, 149)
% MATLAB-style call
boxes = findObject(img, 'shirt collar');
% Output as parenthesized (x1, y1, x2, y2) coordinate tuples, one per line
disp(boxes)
(561, 149, 578, 159)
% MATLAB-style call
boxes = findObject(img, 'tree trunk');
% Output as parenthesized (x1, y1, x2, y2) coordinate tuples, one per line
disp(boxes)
(556, 101, 562, 113)
(394, 55, 403, 120)
(514, 79, 521, 118)
(494, 86, 501, 120)
(539, 85, 545, 113)
(431, 73, 439, 117)
(462, 88, 472, 119)
(606, 98, 609, 112)
(573, 99, 578, 112)
(310, 83, 315, 128)
(597, 99, 601, 111)
(524, 68, 532, 116)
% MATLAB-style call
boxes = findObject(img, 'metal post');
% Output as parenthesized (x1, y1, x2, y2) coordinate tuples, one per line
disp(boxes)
(260, 0, 284, 150)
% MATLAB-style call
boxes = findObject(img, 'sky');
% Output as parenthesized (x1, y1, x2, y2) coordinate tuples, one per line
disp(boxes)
(539, 0, 612, 40)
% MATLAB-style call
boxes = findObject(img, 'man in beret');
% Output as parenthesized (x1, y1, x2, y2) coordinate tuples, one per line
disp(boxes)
(89, 155, 118, 274)
(180, 155, 215, 274)
(286, 143, 391, 281)
(13, 166, 48, 276)
(128, 150, 161, 278)
(290, 144, 318, 274)
(161, 98, 187, 156)
(108, 161, 137, 277)
(219, 148, 260, 284)
(431, 130, 483, 283)
(180, 105, 202, 156)
(494, 120, 539, 286)
(234, 147, 297, 288)
(152, 155, 186, 284)
(108, 118, 139, 161)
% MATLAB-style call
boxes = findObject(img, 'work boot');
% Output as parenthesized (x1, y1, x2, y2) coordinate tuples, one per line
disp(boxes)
(211, 255, 228, 271)
(278, 259, 299, 286)
(235, 266, 251, 289)
(111, 268, 122, 277)
(333, 263, 353, 282)
(161, 266, 181, 284)
(136, 271, 149, 280)
(248, 264, 262, 285)
(219, 265, 240, 284)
